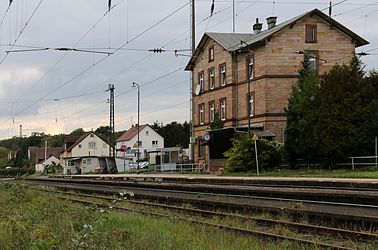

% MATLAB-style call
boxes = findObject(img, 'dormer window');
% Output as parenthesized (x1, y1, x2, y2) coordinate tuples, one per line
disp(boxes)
(209, 46, 214, 62)
(306, 24, 317, 43)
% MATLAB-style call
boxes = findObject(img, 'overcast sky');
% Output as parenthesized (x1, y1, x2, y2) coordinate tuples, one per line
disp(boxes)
(0, 0, 376, 139)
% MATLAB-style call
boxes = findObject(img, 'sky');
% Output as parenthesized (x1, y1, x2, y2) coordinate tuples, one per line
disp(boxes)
(0, 0, 377, 139)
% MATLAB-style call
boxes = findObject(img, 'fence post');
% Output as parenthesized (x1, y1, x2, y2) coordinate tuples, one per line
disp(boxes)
(351, 157, 354, 171)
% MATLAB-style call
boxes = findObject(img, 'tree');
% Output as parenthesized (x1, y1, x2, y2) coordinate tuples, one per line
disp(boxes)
(152, 121, 190, 148)
(314, 57, 377, 163)
(69, 128, 85, 136)
(285, 56, 378, 166)
(210, 112, 223, 130)
(224, 135, 283, 173)
(285, 55, 319, 163)
(95, 126, 111, 138)
(0, 146, 9, 159)
(48, 134, 65, 147)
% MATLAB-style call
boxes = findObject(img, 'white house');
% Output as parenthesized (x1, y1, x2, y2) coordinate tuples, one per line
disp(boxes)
(116, 124, 164, 161)
(61, 132, 115, 174)
(35, 155, 60, 173)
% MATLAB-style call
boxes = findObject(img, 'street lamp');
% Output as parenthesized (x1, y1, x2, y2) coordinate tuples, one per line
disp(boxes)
(132, 82, 140, 170)
(240, 40, 252, 136)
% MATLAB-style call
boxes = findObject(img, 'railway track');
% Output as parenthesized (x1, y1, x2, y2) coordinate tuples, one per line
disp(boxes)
(35, 188, 367, 250)
(24, 178, 378, 230)
(27, 177, 378, 205)
(40, 188, 378, 243)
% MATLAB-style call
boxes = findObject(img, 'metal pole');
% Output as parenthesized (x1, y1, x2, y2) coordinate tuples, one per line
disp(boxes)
(132, 82, 140, 170)
(240, 40, 252, 135)
(247, 61, 251, 136)
(232, 0, 235, 33)
(189, 0, 195, 162)
(254, 139, 259, 175)
(375, 136, 377, 166)
(137, 84, 140, 168)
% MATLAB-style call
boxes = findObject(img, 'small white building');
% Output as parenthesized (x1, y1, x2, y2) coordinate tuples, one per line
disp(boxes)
(116, 124, 164, 161)
(61, 132, 115, 174)
(35, 155, 60, 173)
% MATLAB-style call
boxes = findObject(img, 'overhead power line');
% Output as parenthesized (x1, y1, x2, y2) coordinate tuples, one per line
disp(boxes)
(14, 1, 190, 117)
(0, 0, 44, 66)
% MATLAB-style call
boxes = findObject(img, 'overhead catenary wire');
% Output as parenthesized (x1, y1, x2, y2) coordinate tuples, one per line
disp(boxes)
(13, 1, 190, 117)
(12, 0, 126, 109)
(0, 0, 44, 66)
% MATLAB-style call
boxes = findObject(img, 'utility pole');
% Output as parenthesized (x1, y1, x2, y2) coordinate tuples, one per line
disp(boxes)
(189, 0, 195, 162)
(108, 84, 115, 157)
(232, 0, 235, 33)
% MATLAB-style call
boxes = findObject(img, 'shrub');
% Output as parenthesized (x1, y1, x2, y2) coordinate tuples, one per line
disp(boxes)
(224, 135, 283, 173)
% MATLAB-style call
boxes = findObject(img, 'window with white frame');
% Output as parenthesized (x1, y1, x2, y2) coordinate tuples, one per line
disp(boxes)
(209, 68, 215, 89)
(199, 104, 204, 125)
(248, 57, 254, 80)
(306, 52, 317, 70)
(87, 158, 92, 164)
(249, 93, 255, 117)
(220, 99, 226, 121)
(152, 140, 158, 147)
(88, 141, 97, 149)
(199, 72, 204, 91)
(209, 46, 214, 62)
(220, 64, 226, 86)
(209, 102, 215, 122)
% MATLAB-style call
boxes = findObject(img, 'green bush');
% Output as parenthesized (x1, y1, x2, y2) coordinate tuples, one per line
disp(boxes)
(0, 168, 29, 177)
(224, 135, 283, 173)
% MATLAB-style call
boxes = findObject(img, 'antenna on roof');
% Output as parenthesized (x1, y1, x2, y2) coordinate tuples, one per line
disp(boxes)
(272, 1, 276, 16)
(329, 1, 332, 17)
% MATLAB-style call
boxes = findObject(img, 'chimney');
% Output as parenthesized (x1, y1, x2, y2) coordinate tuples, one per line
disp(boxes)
(266, 16, 277, 29)
(253, 18, 263, 35)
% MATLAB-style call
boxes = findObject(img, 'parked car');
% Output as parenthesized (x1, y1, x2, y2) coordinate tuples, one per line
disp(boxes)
(129, 161, 149, 169)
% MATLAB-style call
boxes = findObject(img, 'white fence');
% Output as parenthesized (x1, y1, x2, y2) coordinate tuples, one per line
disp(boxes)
(150, 163, 206, 173)
(337, 156, 378, 170)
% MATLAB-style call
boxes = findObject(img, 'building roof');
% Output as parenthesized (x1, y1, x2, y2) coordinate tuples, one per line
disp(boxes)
(35, 147, 63, 164)
(116, 124, 148, 142)
(185, 8, 368, 70)
(65, 132, 109, 152)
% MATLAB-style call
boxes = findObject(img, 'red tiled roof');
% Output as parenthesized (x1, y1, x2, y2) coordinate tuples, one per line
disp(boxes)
(35, 147, 63, 164)
(116, 124, 148, 142)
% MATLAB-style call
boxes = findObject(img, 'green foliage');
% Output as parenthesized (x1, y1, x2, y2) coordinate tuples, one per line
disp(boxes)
(224, 135, 283, 172)
(0, 185, 306, 250)
(285, 55, 319, 162)
(210, 112, 224, 130)
(285, 56, 378, 166)
(48, 134, 65, 147)
(44, 162, 63, 174)
(0, 167, 30, 177)
(152, 121, 190, 148)
(69, 128, 85, 136)
(0, 146, 9, 159)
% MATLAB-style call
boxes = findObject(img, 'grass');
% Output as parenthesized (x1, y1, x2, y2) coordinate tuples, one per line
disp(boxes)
(35, 190, 377, 250)
(222, 166, 378, 178)
(0, 182, 315, 250)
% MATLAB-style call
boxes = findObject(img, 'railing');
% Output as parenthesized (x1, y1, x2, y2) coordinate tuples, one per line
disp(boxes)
(336, 156, 378, 170)
(149, 163, 206, 173)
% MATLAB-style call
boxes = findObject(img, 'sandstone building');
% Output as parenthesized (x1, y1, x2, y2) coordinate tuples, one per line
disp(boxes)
(185, 9, 368, 168)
